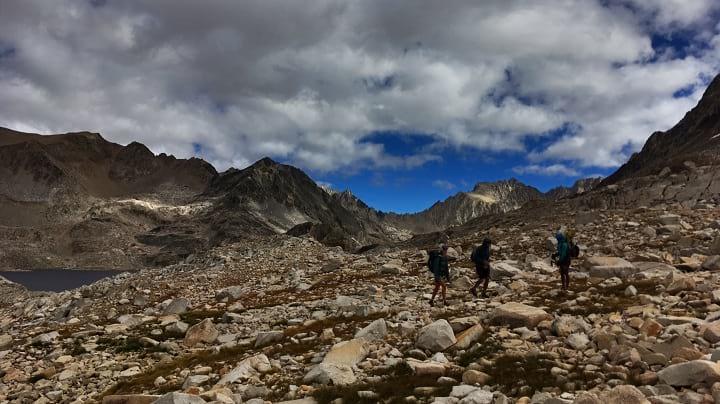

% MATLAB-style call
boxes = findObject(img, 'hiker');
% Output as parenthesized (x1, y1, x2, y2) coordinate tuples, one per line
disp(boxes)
(428, 244, 450, 307)
(553, 231, 572, 291)
(470, 238, 492, 298)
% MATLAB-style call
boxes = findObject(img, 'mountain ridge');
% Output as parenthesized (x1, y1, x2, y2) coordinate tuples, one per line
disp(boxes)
(604, 74, 720, 184)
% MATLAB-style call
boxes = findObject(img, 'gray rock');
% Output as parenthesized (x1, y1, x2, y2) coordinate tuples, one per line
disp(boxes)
(566, 333, 590, 350)
(254, 330, 284, 348)
(166, 321, 189, 335)
(32, 331, 59, 344)
(658, 214, 681, 226)
(216, 354, 271, 385)
(303, 362, 356, 386)
(0, 334, 12, 350)
(182, 375, 209, 389)
(355, 319, 387, 341)
(490, 302, 552, 328)
(380, 263, 403, 275)
(416, 320, 457, 352)
(183, 319, 219, 347)
(657, 360, 720, 386)
(599, 385, 650, 404)
(216, 286, 244, 301)
(153, 392, 207, 404)
(490, 261, 524, 280)
(585, 257, 637, 278)
(163, 298, 190, 315)
(702, 255, 720, 271)
(459, 389, 493, 404)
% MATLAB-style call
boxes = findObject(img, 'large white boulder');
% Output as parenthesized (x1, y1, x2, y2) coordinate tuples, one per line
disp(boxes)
(585, 256, 637, 278)
(416, 319, 457, 352)
(355, 319, 387, 341)
(490, 302, 552, 328)
(657, 360, 720, 386)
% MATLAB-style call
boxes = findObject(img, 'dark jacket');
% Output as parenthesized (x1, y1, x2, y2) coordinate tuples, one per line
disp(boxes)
(556, 233, 571, 266)
(471, 243, 491, 268)
(428, 252, 449, 279)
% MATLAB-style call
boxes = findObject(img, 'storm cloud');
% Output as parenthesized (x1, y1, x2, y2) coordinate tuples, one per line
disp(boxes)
(0, 0, 718, 173)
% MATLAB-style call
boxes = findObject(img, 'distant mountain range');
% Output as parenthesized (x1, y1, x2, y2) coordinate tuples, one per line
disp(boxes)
(1, 72, 719, 268)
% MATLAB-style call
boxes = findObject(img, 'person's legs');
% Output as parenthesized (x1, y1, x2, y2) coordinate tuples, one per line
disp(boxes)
(482, 277, 489, 296)
(441, 281, 447, 305)
(560, 264, 569, 290)
(564, 265, 571, 290)
(470, 266, 481, 296)
(431, 278, 441, 305)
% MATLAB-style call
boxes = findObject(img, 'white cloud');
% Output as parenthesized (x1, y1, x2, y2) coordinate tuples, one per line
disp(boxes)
(513, 164, 580, 177)
(432, 180, 456, 190)
(0, 0, 718, 173)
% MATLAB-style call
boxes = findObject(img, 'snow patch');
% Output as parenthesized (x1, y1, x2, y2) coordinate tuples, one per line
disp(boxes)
(466, 192, 497, 204)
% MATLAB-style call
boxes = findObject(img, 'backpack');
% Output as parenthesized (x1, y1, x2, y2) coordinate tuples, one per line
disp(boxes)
(569, 242, 580, 259)
(427, 250, 440, 273)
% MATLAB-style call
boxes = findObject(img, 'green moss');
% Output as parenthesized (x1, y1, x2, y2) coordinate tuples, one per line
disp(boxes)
(484, 352, 559, 395)
(312, 362, 454, 404)
(457, 332, 502, 367)
(179, 309, 223, 326)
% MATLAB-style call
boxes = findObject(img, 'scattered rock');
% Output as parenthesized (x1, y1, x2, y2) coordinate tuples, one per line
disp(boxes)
(491, 302, 552, 328)
(183, 319, 219, 347)
(416, 320, 457, 352)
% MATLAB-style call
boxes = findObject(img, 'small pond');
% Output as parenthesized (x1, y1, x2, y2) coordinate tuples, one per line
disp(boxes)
(0, 269, 126, 292)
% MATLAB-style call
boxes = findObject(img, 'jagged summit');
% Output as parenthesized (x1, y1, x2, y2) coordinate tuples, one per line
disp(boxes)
(384, 178, 544, 233)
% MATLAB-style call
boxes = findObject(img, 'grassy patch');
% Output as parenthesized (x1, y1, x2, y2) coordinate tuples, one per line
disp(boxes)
(457, 332, 502, 367)
(484, 352, 559, 395)
(312, 362, 456, 404)
(101, 343, 254, 397)
(179, 309, 223, 325)
(64, 340, 88, 356)
(284, 311, 388, 340)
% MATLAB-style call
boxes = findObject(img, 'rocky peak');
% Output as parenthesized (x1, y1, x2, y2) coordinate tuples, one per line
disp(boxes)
(545, 177, 603, 200)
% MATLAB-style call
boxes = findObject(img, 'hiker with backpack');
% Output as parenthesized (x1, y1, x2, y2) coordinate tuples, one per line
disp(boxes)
(470, 238, 492, 298)
(552, 230, 579, 291)
(427, 244, 451, 307)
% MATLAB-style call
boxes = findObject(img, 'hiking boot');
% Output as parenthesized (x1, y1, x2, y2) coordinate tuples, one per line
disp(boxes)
(469, 288, 478, 298)
(481, 291, 488, 298)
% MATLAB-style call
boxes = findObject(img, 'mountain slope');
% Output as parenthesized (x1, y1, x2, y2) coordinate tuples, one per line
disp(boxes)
(385, 179, 544, 233)
(0, 127, 217, 203)
(604, 74, 720, 184)
(545, 177, 603, 200)
(204, 158, 394, 249)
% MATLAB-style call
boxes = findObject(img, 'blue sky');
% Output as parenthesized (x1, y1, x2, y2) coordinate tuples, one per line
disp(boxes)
(311, 132, 614, 213)
(1, 1, 719, 213)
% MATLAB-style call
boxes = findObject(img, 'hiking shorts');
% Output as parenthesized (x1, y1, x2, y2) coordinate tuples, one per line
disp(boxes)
(559, 261, 570, 275)
(434, 271, 449, 283)
(475, 262, 490, 279)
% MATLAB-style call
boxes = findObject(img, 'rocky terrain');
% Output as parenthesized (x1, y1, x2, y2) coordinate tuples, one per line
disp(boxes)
(4, 198, 720, 404)
(545, 179, 603, 201)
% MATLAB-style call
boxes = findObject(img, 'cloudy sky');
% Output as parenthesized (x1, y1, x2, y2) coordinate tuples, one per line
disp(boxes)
(1, 0, 719, 212)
